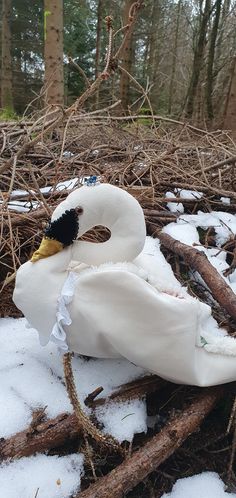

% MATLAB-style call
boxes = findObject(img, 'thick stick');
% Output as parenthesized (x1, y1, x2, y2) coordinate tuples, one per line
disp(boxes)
(76, 387, 224, 498)
(159, 232, 236, 321)
(0, 412, 80, 461)
(85, 375, 165, 408)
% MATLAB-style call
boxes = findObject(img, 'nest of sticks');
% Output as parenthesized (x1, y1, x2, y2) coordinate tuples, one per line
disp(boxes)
(0, 116, 236, 496)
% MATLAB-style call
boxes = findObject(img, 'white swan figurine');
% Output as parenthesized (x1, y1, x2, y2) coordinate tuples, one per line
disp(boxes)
(13, 183, 236, 387)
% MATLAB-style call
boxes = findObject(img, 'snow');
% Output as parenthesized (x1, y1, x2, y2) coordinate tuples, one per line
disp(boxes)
(0, 200, 40, 212)
(96, 399, 147, 443)
(174, 188, 203, 200)
(161, 472, 236, 498)
(55, 177, 79, 191)
(162, 209, 236, 310)
(0, 454, 84, 498)
(220, 196, 230, 206)
(0, 317, 147, 497)
(163, 211, 236, 279)
(171, 211, 236, 247)
(165, 191, 184, 214)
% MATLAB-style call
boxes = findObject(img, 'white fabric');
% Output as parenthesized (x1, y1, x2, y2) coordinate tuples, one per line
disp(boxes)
(13, 184, 236, 387)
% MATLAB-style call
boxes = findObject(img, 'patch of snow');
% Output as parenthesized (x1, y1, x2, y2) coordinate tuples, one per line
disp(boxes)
(96, 399, 147, 443)
(165, 192, 184, 214)
(161, 472, 236, 498)
(0, 454, 84, 498)
(163, 222, 200, 246)
(3, 200, 40, 212)
(56, 177, 79, 191)
(10, 189, 34, 198)
(174, 188, 203, 200)
(0, 317, 147, 497)
(0, 318, 146, 440)
(174, 211, 236, 247)
(220, 196, 230, 206)
(162, 210, 236, 299)
(62, 150, 74, 157)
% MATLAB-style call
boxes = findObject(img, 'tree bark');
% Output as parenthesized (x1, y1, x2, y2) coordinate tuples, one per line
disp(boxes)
(206, 0, 222, 120)
(168, 0, 182, 115)
(95, 0, 104, 80)
(119, 0, 135, 112)
(0, 412, 80, 461)
(1, 0, 13, 110)
(223, 56, 236, 138)
(147, 0, 161, 111)
(94, 0, 104, 108)
(77, 387, 225, 498)
(159, 232, 236, 320)
(185, 0, 211, 118)
(44, 0, 64, 106)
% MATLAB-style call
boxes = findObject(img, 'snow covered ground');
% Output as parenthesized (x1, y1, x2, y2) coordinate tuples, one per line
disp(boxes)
(1, 322, 234, 498)
(0, 317, 147, 497)
(162, 473, 236, 498)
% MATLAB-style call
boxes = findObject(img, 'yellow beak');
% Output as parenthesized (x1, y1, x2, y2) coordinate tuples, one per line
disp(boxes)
(31, 238, 63, 262)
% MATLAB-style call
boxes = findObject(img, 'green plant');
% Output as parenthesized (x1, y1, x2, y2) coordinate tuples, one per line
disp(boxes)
(0, 108, 19, 121)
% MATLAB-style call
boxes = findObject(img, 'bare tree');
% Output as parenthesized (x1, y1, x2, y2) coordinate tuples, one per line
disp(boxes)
(94, 0, 104, 107)
(185, 0, 211, 118)
(44, 0, 64, 106)
(206, 0, 222, 120)
(1, 0, 13, 111)
(223, 55, 236, 137)
(119, 0, 134, 112)
(168, 0, 182, 114)
(147, 0, 161, 111)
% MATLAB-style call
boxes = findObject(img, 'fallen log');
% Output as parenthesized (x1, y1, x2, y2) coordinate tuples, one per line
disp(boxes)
(159, 232, 236, 321)
(76, 386, 225, 498)
(0, 412, 80, 461)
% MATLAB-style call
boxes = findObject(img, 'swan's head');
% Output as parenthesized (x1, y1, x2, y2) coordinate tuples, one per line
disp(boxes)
(31, 207, 83, 262)
(31, 183, 146, 265)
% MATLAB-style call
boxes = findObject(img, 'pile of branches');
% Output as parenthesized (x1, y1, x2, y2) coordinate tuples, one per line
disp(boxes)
(1, 115, 236, 314)
(0, 116, 236, 496)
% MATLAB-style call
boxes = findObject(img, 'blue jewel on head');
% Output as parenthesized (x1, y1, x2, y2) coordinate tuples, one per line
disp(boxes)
(86, 175, 100, 187)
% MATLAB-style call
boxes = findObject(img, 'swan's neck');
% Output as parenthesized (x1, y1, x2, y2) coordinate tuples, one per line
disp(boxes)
(71, 235, 144, 266)
(52, 184, 147, 266)
(36, 245, 72, 273)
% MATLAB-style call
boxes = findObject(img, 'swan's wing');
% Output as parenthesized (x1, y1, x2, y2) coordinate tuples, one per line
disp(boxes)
(67, 269, 236, 386)
(134, 237, 188, 296)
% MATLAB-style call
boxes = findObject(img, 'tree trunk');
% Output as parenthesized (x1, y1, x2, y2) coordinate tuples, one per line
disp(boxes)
(224, 56, 236, 138)
(147, 0, 161, 111)
(185, 0, 211, 118)
(95, 0, 104, 79)
(119, 0, 134, 112)
(94, 0, 104, 108)
(44, 0, 64, 106)
(1, 0, 13, 111)
(206, 0, 222, 120)
(168, 0, 182, 115)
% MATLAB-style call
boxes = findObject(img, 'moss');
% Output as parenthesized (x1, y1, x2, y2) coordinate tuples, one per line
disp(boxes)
(0, 108, 19, 121)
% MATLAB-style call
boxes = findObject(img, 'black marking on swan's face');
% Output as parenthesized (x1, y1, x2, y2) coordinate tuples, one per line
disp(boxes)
(44, 207, 83, 246)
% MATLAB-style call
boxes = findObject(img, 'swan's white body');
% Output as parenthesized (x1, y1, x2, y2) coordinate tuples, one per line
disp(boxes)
(13, 184, 236, 386)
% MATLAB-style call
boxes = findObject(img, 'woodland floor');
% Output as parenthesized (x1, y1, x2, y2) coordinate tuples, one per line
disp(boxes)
(0, 118, 236, 497)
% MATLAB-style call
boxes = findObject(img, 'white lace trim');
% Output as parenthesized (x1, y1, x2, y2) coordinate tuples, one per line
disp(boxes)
(50, 272, 78, 353)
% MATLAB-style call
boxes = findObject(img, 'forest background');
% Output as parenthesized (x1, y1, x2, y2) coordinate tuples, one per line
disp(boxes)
(0, 0, 236, 130)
